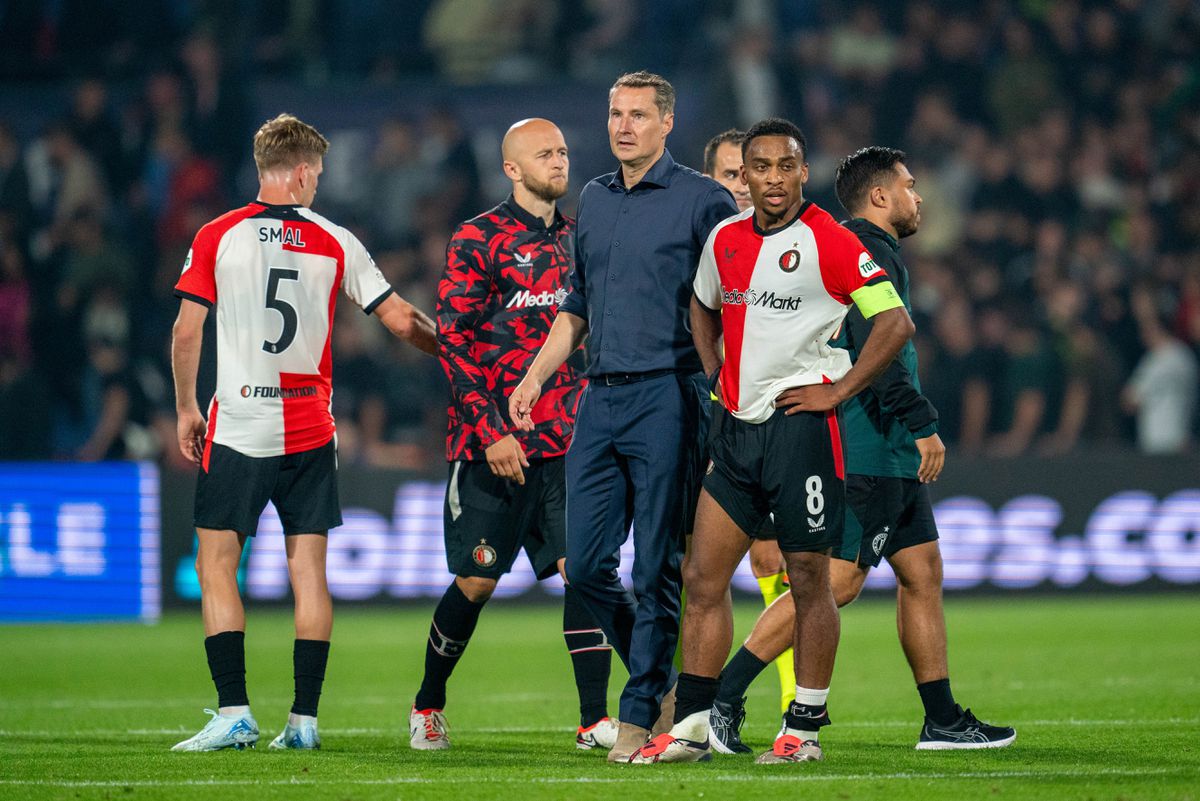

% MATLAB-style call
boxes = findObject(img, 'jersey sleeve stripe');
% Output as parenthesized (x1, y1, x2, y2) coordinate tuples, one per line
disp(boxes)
(362, 287, 394, 315)
(693, 288, 719, 311)
(174, 289, 214, 308)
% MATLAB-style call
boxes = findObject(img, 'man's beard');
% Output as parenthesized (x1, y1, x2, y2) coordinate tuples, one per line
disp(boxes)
(524, 174, 567, 202)
(893, 209, 920, 238)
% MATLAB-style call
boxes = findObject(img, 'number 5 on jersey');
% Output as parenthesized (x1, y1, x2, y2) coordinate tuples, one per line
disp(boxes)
(263, 267, 300, 354)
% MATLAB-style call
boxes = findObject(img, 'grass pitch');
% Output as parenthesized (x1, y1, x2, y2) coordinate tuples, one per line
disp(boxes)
(1, 595, 1197, 800)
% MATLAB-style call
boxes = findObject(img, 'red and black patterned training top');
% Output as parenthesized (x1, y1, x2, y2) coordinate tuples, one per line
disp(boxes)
(437, 195, 584, 462)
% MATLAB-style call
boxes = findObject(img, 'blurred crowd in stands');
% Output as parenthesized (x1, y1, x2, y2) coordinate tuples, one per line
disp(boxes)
(0, 0, 1197, 469)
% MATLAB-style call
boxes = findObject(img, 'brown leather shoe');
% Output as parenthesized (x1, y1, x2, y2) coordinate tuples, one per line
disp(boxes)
(650, 683, 677, 737)
(607, 722, 650, 763)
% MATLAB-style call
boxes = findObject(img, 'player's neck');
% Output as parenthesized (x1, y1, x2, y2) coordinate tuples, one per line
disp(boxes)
(512, 185, 556, 227)
(859, 212, 898, 239)
(754, 198, 804, 234)
(257, 177, 306, 207)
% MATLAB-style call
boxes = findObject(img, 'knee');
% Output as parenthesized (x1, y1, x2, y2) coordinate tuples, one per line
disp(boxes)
(195, 552, 234, 587)
(785, 557, 830, 601)
(893, 546, 943, 593)
(750, 554, 779, 578)
(831, 563, 868, 608)
(681, 568, 723, 610)
(833, 581, 863, 608)
(456, 575, 497, 604)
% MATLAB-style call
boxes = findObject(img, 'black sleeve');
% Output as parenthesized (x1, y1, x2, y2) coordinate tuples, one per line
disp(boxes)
(844, 299, 939, 435)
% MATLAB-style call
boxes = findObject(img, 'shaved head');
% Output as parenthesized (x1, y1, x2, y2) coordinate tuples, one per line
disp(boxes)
(502, 118, 562, 161)
(502, 118, 569, 204)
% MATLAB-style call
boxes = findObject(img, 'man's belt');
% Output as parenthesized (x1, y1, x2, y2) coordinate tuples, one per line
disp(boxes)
(596, 367, 679, 386)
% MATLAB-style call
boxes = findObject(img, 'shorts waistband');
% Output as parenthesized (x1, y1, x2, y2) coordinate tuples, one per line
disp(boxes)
(595, 367, 679, 386)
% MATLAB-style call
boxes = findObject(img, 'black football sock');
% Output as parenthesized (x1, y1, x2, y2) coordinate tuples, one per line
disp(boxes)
(672, 673, 722, 724)
(563, 585, 612, 728)
(205, 630, 249, 709)
(413, 581, 485, 711)
(917, 678, 958, 725)
(291, 639, 330, 717)
(714, 647, 769, 707)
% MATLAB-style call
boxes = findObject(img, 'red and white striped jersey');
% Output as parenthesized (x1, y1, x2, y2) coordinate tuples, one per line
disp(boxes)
(175, 202, 393, 460)
(693, 201, 902, 424)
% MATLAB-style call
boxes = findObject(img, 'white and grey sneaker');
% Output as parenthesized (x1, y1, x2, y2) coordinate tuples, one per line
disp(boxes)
(576, 717, 619, 750)
(269, 716, 321, 750)
(409, 706, 450, 750)
(171, 708, 259, 752)
(917, 706, 1016, 750)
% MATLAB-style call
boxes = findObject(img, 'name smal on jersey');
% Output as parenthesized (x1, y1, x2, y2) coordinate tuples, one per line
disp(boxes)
(722, 287, 804, 311)
(258, 227, 307, 248)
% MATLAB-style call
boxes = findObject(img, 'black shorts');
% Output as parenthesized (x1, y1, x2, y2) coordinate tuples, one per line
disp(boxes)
(703, 406, 844, 554)
(443, 457, 565, 580)
(194, 440, 341, 537)
(838, 475, 939, 567)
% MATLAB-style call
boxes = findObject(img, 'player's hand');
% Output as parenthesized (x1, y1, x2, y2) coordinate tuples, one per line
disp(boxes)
(775, 384, 842, 414)
(177, 408, 207, 465)
(509, 378, 542, 432)
(914, 433, 945, 483)
(485, 434, 530, 485)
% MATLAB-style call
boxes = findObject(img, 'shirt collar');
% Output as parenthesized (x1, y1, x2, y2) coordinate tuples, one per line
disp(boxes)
(606, 148, 676, 191)
(848, 217, 900, 251)
(752, 200, 811, 238)
(502, 194, 564, 232)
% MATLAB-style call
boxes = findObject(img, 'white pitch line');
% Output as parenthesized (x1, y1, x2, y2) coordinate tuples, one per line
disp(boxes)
(1, 718, 1196, 738)
(0, 768, 1192, 788)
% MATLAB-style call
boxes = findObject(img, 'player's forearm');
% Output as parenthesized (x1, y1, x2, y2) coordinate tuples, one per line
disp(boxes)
(525, 311, 587, 387)
(832, 306, 914, 404)
(690, 295, 723, 377)
(379, 295, 437, 355)
(171, 326, 203, 413)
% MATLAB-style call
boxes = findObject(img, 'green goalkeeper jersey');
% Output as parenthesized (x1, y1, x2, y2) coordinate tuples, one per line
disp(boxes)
(831, 218, 939, 479)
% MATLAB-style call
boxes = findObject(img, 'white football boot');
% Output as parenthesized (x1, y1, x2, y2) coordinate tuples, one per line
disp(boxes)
(171, 709, 259, 752)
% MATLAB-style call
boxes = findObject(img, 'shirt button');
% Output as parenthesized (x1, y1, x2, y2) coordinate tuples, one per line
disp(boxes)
(606, 310, 612, 316)
(610, 274, 616, 281)
(614, 241, 620, 247)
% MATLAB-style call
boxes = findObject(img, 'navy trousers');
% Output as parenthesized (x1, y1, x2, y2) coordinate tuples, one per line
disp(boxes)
(565, 371, 710, 729)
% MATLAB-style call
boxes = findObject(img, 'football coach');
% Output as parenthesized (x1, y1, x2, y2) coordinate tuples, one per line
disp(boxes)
(510, 71, 737, 760)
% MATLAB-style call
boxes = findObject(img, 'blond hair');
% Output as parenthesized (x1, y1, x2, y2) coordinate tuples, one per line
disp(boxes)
(252, 114, 330, 173)
(610, 71, 675, 117)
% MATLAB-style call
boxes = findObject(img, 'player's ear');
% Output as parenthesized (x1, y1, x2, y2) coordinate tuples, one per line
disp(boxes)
(660, 111, 674, 138)
(871, 184, 888, 209)
(502, 160, 521, 182)
(800, 162, 809, 185)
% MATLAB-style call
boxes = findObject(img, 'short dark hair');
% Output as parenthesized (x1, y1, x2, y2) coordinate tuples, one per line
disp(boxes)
(835, 146, 907, 216)
(610, 71, 675, 117)
(703, 129, 745, 176)
(741, 118, 807, 162)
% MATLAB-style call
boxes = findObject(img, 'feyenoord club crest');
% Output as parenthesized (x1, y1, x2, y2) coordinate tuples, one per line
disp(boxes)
(778, 249, 801, 272)
(472, 539, 498, 568)
(872, 531, 888, 555)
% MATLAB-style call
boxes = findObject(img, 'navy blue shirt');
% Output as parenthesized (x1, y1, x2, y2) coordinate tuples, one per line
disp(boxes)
(560, 149, 738, 376)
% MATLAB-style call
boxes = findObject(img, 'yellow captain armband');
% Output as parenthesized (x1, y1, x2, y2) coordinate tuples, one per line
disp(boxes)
(849, 280, 904, 318)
